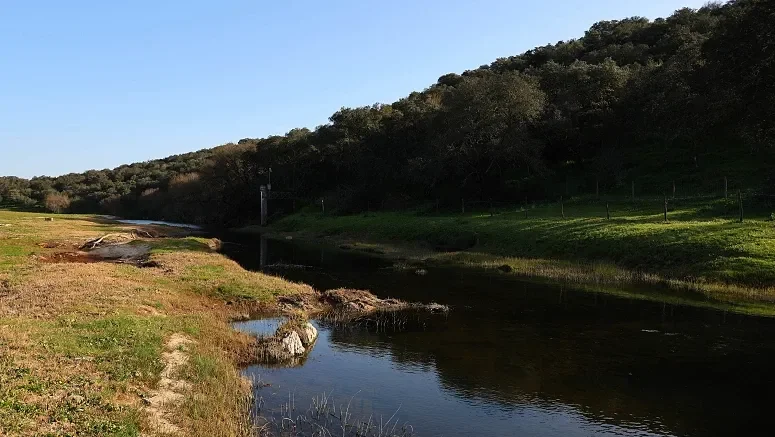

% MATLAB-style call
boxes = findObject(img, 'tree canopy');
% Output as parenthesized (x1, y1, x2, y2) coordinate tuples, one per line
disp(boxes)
(2, 0, 772, 225)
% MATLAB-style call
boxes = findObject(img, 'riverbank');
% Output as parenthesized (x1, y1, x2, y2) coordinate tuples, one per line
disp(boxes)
(0, 210, 391, 436)
(258, 197, 775, 310)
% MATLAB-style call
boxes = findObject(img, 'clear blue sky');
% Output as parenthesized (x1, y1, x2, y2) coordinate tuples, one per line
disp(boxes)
(0, 0, 707, 178)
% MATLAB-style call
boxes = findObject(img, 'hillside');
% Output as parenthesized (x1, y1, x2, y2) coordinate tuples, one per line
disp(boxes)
(2, 0, 773, 226)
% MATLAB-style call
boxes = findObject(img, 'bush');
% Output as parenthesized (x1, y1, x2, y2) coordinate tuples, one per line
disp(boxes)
(44, 192, 71, 213)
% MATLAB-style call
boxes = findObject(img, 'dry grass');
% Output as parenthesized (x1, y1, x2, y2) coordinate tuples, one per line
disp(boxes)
(0, 209, 313, 436)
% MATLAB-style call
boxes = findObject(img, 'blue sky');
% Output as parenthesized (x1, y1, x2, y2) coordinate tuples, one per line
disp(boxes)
(0, 0, 707, 178)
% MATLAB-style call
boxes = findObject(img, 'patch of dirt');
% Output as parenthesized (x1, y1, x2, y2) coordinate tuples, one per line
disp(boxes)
(89, 243, 151, 260)
(38, 241, 73, 249)
(136, 305, 165, 317)
(37, 243, 152, 265)
(36, 251, 102, 264)
(144, 334, 194, 435)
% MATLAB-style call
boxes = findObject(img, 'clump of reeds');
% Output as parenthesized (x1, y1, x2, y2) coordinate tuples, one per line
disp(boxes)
(253, 389, 415, 437)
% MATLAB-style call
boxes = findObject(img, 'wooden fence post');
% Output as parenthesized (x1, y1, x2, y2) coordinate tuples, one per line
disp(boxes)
(606, 203, 610, 220)
(724, 176, 728, 199)
(560, 196, 565, 219)
(524, 197, 528, 219)
(738, 190, 743, 223)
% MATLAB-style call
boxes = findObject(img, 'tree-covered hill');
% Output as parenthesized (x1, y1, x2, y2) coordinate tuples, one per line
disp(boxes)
(2, 0, 772, 225)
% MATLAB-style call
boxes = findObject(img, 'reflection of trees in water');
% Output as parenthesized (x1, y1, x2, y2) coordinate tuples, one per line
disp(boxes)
(233, 237, 775, 435)
(325, 301, 775, 437)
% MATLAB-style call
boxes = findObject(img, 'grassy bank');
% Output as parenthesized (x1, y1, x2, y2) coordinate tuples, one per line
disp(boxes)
(0, 210, 314, 436)
(265, 197, 775, 305)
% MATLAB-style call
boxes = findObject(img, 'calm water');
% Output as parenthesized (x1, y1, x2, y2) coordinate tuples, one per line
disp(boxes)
(113, 218, 202, 229)
(224, 235, 775, 437)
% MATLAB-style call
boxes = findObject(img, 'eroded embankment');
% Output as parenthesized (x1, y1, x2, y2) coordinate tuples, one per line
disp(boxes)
(247, 289, 448, 367)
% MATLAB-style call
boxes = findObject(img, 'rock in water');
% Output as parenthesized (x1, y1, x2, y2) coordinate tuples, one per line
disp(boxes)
(281, 331, 305, 356)
(298, 322, 318, 346)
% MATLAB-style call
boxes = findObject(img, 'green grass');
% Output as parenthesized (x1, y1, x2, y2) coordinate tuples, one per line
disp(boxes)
(270, 196, 775, 291)
(37, 314, 195, 383)
(148, 237, 212, 254)
(0, 352, 143, 436)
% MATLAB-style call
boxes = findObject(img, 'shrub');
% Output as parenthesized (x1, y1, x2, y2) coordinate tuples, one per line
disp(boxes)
(44, 192, 71, 213)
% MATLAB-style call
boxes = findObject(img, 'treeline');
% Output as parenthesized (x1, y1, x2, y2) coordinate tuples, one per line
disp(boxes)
(2, 0, 773, 226)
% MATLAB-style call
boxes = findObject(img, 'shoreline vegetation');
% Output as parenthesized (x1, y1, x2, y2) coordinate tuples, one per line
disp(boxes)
(0, 209, 427, 436)
(251, 197, 775, 316)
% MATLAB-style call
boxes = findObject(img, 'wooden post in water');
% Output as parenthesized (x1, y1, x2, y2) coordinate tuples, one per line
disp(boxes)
(724, 176, 728, 199)
(606, 203, 610, 220)
(259, 185, 268, 226)
(663, 194, 668, 223)
(259, 235, 267, 268)
(560, 196, 565, 219)
(738, 190, 743, 223)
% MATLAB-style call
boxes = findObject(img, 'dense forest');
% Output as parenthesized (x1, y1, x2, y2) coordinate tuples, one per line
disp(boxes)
(2, 0, 773, 226)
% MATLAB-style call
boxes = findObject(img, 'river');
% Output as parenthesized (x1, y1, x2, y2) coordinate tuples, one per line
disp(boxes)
(220, 234, 774, 437)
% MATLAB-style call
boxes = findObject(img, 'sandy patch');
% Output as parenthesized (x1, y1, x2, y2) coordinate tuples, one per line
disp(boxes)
(145, 334, 195, 435)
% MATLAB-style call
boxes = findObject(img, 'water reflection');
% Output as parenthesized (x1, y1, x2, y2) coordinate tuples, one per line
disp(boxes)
(227, 235, 775, 437)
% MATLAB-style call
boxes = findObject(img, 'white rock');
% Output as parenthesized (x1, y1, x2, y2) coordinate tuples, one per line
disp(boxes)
(298, 322, 318, 346)
(281, 331, 305, 356)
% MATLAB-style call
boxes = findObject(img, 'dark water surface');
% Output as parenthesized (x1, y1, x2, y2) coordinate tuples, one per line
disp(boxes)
(223, 235, 774, 437)
(113, 218, 202, 229)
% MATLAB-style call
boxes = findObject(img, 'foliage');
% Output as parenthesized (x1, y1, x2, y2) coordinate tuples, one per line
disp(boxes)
(1, 1, 772, 224)
(43, 192, 70, 213)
